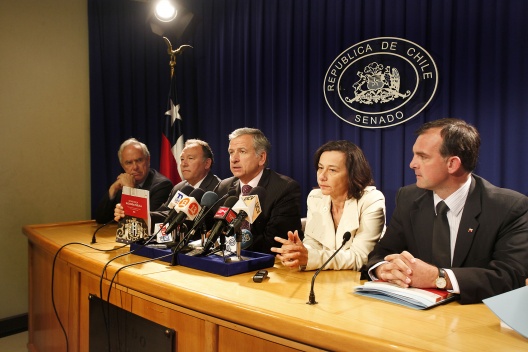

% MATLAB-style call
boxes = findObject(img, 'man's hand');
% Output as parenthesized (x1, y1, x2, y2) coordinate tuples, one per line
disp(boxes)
(108, 173, 136, 199)
(375, 251, 439, 288)
(375, 251, 414, 287)
(114, 203, 125, 222)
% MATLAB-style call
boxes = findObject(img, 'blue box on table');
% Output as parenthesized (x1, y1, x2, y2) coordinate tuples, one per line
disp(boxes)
(130, 243, 274, 277)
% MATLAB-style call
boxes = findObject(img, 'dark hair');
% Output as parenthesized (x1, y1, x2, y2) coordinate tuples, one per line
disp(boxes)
(184, 139, 215, 166)
(416, 118, 480, 172)
(313, 140, 374, 200)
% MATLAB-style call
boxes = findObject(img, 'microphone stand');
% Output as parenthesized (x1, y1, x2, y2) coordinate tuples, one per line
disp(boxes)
(307, 232, 351, 305)
(169, 224, 193, 266)
(226, 228, 249, 262)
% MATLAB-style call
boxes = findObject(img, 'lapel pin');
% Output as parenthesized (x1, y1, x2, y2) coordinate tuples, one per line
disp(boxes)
(468, 228, 473, 233)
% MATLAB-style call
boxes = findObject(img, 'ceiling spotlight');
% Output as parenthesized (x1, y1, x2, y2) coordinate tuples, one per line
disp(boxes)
(155, 0, 177, 22)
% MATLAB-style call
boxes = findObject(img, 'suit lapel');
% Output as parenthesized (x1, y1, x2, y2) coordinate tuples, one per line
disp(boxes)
(257, 169, 271, 190)
(452, 177, 480, 267)
(201, 173, 214, 191)
(140, 170, 154, 190)
(229, 179, 240, 196)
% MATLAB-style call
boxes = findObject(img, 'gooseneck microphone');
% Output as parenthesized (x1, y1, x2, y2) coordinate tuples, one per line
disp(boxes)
(307, 231, 352, 305)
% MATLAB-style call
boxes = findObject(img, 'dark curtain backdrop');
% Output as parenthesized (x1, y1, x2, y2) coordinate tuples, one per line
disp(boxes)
(89, 0, 528, 220)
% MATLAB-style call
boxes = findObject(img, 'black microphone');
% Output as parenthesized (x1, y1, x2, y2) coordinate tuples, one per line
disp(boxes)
(224, 186, 266, 237)
(182, 191, 219, 240)
(162, 185, 194, 225)
(169, 192, 235, 265)
(165, 188, 205, 234)
(199, 196, 239, 255)
(307, 231, 352, 305)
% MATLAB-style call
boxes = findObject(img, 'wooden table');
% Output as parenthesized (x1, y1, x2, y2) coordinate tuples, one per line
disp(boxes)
(23, 220, 528, 351)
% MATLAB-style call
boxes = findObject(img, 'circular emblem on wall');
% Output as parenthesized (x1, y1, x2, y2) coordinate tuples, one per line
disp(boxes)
(323, 37, 438, 128)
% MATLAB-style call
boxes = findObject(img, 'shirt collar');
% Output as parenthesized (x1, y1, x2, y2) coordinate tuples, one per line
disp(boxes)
(240, 169, 264, 190)
(433, 176, 472, 216)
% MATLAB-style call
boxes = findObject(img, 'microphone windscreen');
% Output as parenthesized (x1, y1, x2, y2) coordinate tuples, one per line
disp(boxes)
(343, 231, 352, 243)
(180, 185, 194, 196)
(201, 191, 219, 207)
(189, 188, 205, 203)
(223, 196, 239, 208)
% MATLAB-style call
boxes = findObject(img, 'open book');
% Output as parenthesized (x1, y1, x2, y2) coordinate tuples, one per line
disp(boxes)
(116, 186, 150, 244)
(354, 280, 457, 309)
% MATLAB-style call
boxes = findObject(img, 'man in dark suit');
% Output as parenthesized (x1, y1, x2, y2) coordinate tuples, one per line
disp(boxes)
(96, 138, 172, 224)
(115, 139, 221, 224)
(214, 127, 303, 254)
(150, 139, 221, 223)
(366, 118, 528, 304)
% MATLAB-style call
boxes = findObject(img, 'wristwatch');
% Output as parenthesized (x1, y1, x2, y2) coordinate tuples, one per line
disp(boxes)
(435, 268, 447, 289)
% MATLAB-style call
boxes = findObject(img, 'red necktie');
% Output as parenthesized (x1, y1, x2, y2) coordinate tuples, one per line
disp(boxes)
(242, 184, 253, 196)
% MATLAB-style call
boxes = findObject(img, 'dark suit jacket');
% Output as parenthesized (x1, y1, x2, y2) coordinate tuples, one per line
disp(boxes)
(214, 168, 303, 254)
(150, 172, 221, 224)
(366, 174, 528, 304)
(95, 169, 173, 224)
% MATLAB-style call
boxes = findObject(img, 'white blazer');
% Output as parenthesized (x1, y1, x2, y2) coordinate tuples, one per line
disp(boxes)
(303, 186, 386, 271)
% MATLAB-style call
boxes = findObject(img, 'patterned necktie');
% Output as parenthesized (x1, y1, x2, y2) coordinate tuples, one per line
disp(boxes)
(240, 185, 253, 230)
(242, 184, 253, 196)
(432, 201, 451, 267)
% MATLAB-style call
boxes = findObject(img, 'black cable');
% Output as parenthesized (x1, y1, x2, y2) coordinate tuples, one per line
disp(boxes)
(50, 240, 124, 352)
(91, 220, 115, 244)
(98, 225, 164, 351)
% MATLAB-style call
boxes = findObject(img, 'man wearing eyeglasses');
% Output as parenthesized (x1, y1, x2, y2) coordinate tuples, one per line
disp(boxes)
(95, 138, 173, 224)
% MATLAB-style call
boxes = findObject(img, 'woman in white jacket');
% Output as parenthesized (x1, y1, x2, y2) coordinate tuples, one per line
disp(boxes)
(271, 140, 385, 271)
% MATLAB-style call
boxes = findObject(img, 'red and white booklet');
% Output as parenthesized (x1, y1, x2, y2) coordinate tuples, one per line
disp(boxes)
(116, 186, 150, 244)
(354, 280, 457, 309)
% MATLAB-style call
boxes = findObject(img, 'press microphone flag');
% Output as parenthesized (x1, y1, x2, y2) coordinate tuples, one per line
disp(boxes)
(225, 186, 266, 237)
(169, 185, 194, 208)
(163, 185, 194, 224)
(231, 194, 262, 224)
(165, 188, 205, 234)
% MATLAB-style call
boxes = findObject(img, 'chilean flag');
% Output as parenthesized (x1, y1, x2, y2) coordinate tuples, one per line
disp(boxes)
(160, 73, 184, 184)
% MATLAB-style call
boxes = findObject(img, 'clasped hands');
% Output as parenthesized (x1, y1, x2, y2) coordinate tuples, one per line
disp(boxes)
(270, 230, 308, 268)
(375, 251, 438, 289)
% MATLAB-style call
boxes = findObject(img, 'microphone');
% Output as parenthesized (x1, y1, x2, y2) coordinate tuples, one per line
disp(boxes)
(307, 231, 352, 305)
(162, 185, 194, 225)
(224, 186, 266, 237)
(182, 191, 219, 241)
(169, 192, 235, 265)
(164, 188, 205, 234)
(199, 196, 239, 255)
